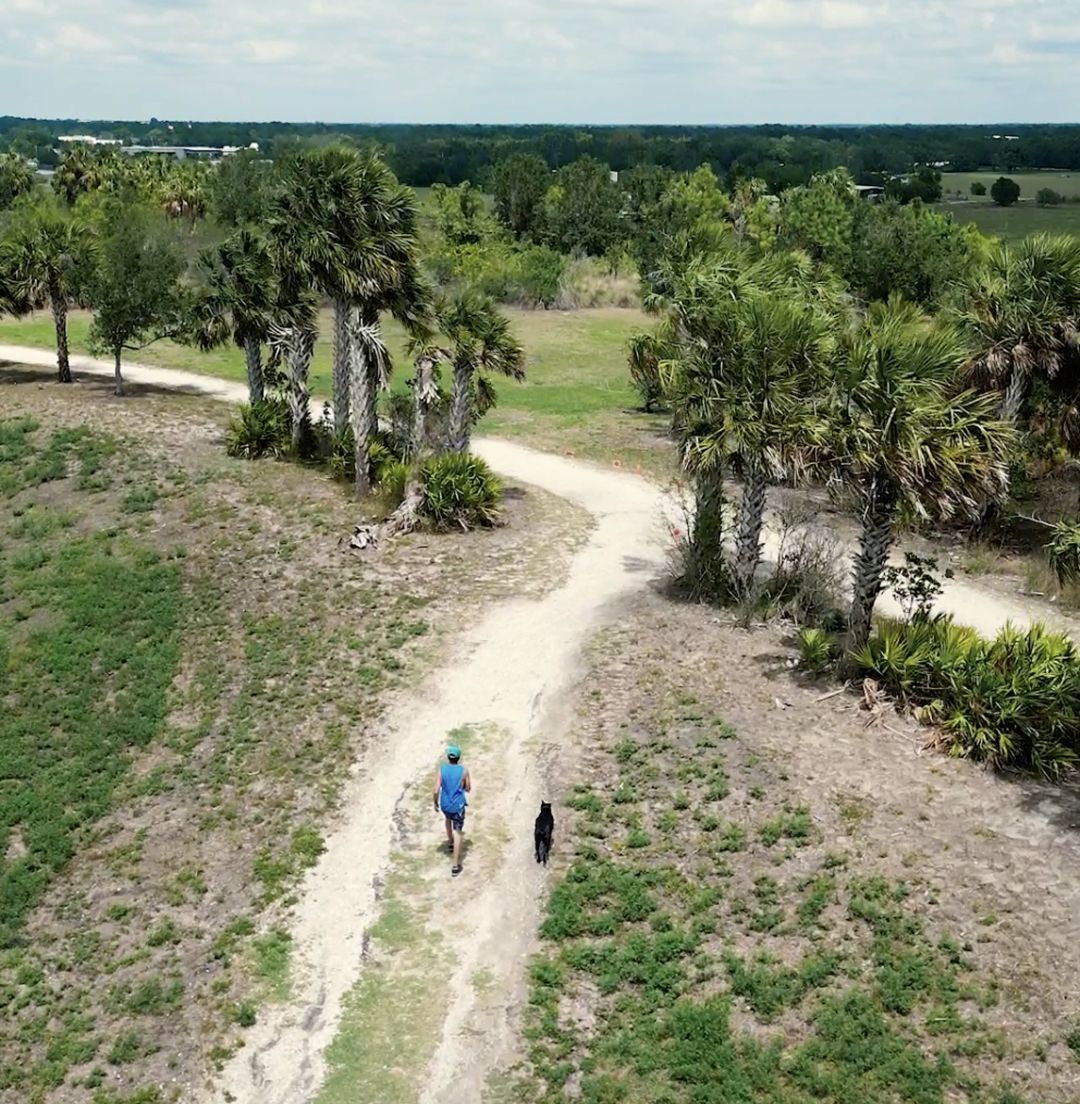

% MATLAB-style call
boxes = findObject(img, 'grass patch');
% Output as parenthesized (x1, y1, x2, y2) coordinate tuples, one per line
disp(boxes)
(0, 424, 184, 943)
(520, 655, 1036, 1103)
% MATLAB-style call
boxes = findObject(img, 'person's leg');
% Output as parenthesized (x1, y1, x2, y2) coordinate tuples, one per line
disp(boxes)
(444, 814, 454, 849)
(451, 827, 462, 868)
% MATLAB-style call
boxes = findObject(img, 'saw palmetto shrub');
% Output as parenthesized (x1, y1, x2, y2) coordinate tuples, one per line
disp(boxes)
(225, 397, 292, 459)
(851, 615, 1080, 778)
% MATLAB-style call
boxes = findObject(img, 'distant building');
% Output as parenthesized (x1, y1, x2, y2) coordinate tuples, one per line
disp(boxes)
(120, 142, 257, 161)
(57, 134, 122, 146)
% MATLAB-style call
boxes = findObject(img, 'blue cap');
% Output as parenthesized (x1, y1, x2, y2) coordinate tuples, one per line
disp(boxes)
(446, 744, 462, 761)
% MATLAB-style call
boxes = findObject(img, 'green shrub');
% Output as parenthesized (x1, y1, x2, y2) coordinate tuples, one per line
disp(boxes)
(1046, 520, 1080, 585)
(1036, 188, 1065, 207)
(225, 398, 291, 459)
(851, 615, 1080, 777)
(417, 453, 501, 529)
(797, 627, 838, 674)
(627, 331, 667, 412)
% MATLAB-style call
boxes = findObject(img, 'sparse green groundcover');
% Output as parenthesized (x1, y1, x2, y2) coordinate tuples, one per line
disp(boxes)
(518, 612, 1062, 1104)
(0, 379, 580, 1104)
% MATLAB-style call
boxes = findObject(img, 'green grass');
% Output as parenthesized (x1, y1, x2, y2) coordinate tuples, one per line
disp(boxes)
(940, 171, 1080, 202)
(0, 305, 668, 476)
(0, 420, 184, 944)
(945, 201, 1080, 243)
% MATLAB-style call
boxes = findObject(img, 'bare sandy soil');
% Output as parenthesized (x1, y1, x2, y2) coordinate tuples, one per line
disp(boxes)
(524, 594, 1080, 1102)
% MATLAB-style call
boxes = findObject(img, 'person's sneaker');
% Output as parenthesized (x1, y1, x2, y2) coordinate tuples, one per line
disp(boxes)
(451, 864, 463, 877)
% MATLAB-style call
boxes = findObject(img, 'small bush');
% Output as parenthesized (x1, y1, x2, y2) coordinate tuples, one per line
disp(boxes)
(797, 627, 838, 674)
(627, 331, 667, 412)
(1047, 520, 1080, 585)
(852, 615, 1080, 777)
(970, 181, 987, 197)
(417, 453, 501, 529)
(225, 398, 291, 459)
(1036, 187, 1065, 207)
(756, 511, 845, 626)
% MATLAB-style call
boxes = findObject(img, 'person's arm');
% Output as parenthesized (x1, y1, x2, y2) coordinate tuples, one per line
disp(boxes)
(462, 767, 472, 793)
(433, 769, 441, 811)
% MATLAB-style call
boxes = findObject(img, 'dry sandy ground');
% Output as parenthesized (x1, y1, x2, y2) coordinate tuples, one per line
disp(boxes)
(3, 346, 1079, 1104)
(558, 596, 1080, 1101)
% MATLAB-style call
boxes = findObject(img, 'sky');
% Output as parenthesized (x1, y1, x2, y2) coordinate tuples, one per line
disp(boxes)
(3, 0, 1078, 125)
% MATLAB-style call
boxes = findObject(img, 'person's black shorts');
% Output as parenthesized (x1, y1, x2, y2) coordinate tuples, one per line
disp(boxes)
(444, 808, 466, 832)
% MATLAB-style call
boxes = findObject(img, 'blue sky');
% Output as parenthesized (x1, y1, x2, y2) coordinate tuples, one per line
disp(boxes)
(3, 0, 1077, 124)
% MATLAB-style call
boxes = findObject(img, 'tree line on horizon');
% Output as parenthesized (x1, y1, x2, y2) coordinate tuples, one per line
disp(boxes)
(7, 117, 1080, 189)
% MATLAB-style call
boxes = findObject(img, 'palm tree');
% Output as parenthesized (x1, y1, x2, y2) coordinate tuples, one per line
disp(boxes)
(0, 196, 95, 382)
(191, 228, 278, 403)
(661, 254, 837, 598)
(440, 292, 526, 454)
(959, 235, 1080, 529)
(268, 146, 430, 495)
(823, 299, 1014, 651)
(960, 234, 1080, 425)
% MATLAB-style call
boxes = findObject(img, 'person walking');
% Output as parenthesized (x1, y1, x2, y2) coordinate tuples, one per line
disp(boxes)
(433, 744, 471, 876)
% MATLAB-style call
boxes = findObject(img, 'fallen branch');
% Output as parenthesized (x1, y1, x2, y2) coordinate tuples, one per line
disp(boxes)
(349, 480, 425, 550)
(814, 684, 849, 703)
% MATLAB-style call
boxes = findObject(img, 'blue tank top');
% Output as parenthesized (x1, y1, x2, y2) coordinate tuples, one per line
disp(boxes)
(439, 763, 466, 814)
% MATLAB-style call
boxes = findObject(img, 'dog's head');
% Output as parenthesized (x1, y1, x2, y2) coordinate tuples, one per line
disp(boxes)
(539, 801, 552, 814)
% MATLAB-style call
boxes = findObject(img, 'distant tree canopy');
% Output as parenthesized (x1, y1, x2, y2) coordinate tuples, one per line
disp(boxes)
(542, 156, 624, 257)
(11, 118, 1080, 190)
(492, 153, 549, 240)
(991, 176, 1021, 207)
(885, 168, 943, 205)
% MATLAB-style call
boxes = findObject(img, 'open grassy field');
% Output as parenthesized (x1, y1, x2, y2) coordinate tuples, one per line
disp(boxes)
(0, 306, 669, 477)
(516, 595, 1080, 1103)
(943, 200, 1080, 243)
(941, 171, 1080, 201)
(0, 371, 584, 1104)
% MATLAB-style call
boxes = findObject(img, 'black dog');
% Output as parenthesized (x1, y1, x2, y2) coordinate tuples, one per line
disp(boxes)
(534, 801, 554, 865)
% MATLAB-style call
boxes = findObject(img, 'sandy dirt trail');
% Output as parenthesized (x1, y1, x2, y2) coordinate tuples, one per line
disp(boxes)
(3, 346, 1078, 1103)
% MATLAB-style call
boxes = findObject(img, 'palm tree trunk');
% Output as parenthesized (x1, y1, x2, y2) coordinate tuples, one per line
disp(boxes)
(113, 349, 124, 396)
(411, 353, 438, 459)
(349, 309, 379, 498)
(331, 298, 351, 434)
(733, 463, 769, 598)
(974, 364, 1026, 533)
(51, 295, 71, 384)
(448, 361, 473, 454)
(285, 331, 312, 455)
(847, 482, 896, 653)
(243, 337, 264, 404)
(685, 467, 727, 601)
(1000, 366, 1027, 424)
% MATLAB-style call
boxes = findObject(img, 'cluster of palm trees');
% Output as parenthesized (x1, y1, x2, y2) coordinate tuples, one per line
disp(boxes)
(192, 145, 525, 496)
(651, 233, 1080, 650)
(50, 145, 210, 219)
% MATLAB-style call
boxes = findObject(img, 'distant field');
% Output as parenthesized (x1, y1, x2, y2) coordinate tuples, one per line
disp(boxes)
(943, 201, 1080, 242)
(940, 171, 1080, 200)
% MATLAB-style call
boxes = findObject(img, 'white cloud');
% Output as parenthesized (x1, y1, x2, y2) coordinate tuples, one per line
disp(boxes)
(0, 0, 1074, 122)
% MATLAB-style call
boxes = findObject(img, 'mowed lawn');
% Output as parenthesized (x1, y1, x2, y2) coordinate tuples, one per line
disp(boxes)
(940, 171, 1080, 201)
(0, 306, 674, 477)
(943, 201, 1080, 242)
